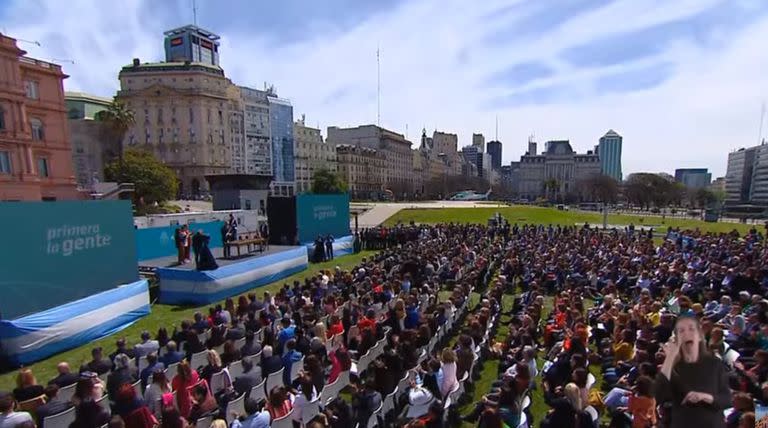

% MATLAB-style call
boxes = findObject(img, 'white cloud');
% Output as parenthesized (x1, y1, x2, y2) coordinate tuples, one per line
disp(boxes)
(4, 0, 768, 177)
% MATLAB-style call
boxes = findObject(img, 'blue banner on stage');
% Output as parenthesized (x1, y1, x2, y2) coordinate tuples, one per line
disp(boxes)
(296, 194, 350, 244)
(0, 200, 138, 320)
(135, 221, 224, 261)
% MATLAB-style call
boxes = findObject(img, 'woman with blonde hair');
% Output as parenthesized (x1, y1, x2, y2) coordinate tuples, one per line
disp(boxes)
(541, 383, 591, 428)
(439, 348, 458, 398)
(656, 314, 731, 428)
(313, 322, 328, 344)
(13, 368, 44, 402)
(200, 350, 231, 392)
(208, 419, 227, 428)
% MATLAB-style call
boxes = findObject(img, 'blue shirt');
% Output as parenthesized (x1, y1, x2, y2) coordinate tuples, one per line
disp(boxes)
(230, 411, 271, 428)
(281, 350, 303, 385)
(278, 326, 296, 348)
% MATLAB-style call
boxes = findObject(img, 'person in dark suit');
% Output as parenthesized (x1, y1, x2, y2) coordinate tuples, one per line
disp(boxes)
(48, 362, 79, 388)
(192, 230, 206, 268)
(233, 357, 263, 398)
(109, 338, 136, 364)
(80, 347, 112, 375)
(240, 330, 262, 358)
(325, 235, 335, 260)
(138, 353, 164, 390)
(225, 321, 246, 341)
(35, 384, 73, 428)
(159, 341, 185, 367)
(260, 346, 282, 376)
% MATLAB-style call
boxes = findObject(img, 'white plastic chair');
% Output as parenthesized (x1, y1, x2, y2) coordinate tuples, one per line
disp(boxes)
(54, 382, 77, 403)
(272, 408, 294, 428)
(225, 393, 246, 423)
(291, 356, 305, 382)
(585, 405, 599, 422)
(194, 415, 213, 428)
(190, 350, 208, 370)
(265, 368, 285, 394)
(228, 360, 244, 379)
(43, 406, 76, 428)
(301, 397, 322, 424)
(249, 379, 267, 403)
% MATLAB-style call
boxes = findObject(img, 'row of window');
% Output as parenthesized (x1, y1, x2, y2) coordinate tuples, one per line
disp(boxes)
(0, 105, 45, 140)
(0, 151, 49, 177)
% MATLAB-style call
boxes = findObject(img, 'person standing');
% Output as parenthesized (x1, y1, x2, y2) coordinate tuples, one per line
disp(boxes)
(174, 226, 185, 264)
(325, 235, 335, 260)
(655, 315, 731, 428)
(191, 230, 205, 269)
(221, 223, 232, 259)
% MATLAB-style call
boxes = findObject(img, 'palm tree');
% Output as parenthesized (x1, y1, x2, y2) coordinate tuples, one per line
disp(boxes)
(543, 178, 559, 201)
(95, 98, 135, 183)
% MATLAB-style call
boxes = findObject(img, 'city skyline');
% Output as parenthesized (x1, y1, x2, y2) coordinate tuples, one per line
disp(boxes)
(3, 0, 768, 177)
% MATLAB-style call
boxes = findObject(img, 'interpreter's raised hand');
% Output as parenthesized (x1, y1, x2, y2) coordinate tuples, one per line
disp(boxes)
(661, 338, 680, 362)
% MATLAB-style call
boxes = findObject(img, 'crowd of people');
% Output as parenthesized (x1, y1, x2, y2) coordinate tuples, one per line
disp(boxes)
(1, 221, 767, 428)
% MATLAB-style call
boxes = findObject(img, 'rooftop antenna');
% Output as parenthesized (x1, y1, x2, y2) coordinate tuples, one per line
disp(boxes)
(49, 58, 75, 64)
(495, 115, 499, 141)
(16, 38, 41, 47)
(760, 101, 766, 146)
(192, 0, 198, 26)
(377, 43, 381, 127)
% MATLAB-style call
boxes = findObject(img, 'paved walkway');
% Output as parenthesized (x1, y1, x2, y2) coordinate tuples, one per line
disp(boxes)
(349, 201, 508, 229)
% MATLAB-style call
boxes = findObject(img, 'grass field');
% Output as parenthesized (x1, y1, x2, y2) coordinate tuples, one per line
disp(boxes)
(0, 251, 374, 391)
(383, 205, 755, 235)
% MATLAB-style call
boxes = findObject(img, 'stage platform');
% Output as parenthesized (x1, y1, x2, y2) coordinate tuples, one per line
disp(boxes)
(139, 245, 297, 270)
(155, 245, 309, 306)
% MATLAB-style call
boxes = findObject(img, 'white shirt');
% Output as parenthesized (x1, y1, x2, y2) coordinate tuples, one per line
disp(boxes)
(291, 386, 318, 422)
(0, 411, 33, 428)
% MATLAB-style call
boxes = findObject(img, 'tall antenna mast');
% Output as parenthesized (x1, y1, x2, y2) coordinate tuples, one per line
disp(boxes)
(495, 115, 499, 140)
(377, 44, 381, 127)
(759, 101, 766, 145)
(192, 0, 198, 26)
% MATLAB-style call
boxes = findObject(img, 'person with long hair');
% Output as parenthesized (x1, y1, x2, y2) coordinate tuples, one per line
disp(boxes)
(439, 348, 458, 398)
(171, 360, 200, 419)
(72, 374, 104, 406)
(265, 386, 293, 420)
(291, 374, 318, 424)
(655, 314, 731, 428)
(113, 383, 157, 428)
(144, 369, 172, 418)
(541, 383, 591, 428)
(160, 406, 190, 428)
(13, 368, 44, 402)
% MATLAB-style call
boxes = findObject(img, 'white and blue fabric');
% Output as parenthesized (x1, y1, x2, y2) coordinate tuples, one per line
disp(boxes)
(0, 279, 150, 366)
(157, 247, 309, 306)
(304, 235, 354, 259)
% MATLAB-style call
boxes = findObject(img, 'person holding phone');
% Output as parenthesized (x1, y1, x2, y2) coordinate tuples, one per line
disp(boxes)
(655, 314, 731, 428)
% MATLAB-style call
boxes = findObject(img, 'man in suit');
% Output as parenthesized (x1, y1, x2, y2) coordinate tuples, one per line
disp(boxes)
(139, 353, 165, 389)
(80, 347, 112, 375)
(260, 346, 282, 376)
(226, 321, 246, 341)
(134, 331, 159, 358)
(192, 230, 206, 268)
(240, 330, 262, 358)
(35, 384, 73, 428)
(48, 362, 79, 388)
(232, 357, 263, 398)
(160, 341, 185, 367)
(109, 338, 136, 364)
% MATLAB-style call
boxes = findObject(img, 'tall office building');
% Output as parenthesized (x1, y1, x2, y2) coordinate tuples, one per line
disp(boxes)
(674, 168, 712, 189)
(234, 86, 272, 176)
(596, 129, 623, 181)
(472, 133, 485, 152)
(268, 95, 294, 196)
(164, 26, 220, 66)
(486, 140, 502, 170)
(725, 146, 758, 205)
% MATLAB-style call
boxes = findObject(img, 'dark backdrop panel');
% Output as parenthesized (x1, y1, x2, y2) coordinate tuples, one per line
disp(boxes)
(267, 197, 297, 245)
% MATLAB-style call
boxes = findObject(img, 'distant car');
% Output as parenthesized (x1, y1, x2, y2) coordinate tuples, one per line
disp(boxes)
(556, 204, 569, 211)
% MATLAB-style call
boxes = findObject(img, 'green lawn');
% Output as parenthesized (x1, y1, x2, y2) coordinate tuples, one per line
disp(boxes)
(384, 205, 755, 235)
(0, 251, 375, 391)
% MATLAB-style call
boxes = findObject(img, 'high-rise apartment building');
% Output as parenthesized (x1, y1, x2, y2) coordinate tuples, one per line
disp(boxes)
(268, 95, 294, 196)
(596, 129, 623, 181)
(725, 146, 758, 205)
(233, 86, 272, 176)
(294, 115, 336, 193)
(335, 144, 384, 198)
(486, 140, 502, 170)
(327, 125, 413, 194)
(472, 133, 485, 152)
(0, 33, 79, 201)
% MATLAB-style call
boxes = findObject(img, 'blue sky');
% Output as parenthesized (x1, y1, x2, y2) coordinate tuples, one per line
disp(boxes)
(3, 0, 768, 176)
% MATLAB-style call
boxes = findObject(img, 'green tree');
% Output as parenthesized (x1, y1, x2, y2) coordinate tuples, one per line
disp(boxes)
(95, 98, 135, 182)
(690, 187, 719, 208)
(577, 174, 619, 204)
(311, 168, 348, 194)
(104, 149, 178, 203)
(543, 178, 559, 201)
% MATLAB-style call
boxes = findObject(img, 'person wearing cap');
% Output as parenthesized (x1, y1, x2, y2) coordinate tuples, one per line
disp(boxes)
(0, 391, 33, 427)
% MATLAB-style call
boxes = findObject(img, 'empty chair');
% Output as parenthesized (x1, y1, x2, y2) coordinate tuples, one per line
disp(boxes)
(43, 406, 76, 428)
(265, 368, 285, 394)
(165, 362, 180, 378)
(190, 350, 208, 370)
(228, 360, 244, 379)
(225, 393, 246, 423)
(290, 356, 305, 382)
(301, 397, 322, 425)
(132, 379, 143, 399)
(53, 382, 77, 403)
(195, 415, 213, 428)
(210, 370, 229, 394)
(234, 337, 246, 349)
(271, 408, 294, 428)
(249, 379, 267, 403)
(321, 377, 342, 406)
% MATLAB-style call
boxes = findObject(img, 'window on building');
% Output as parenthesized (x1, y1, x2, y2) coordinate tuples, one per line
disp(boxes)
(189, 107, 194, 123)
(37, 157, 49, 177)
(30, 118, 44, 141)
(157, 107, 164, 124)
(0, 151, 11, 174)
(207, 108, 211, 124)
(0, 105, 4, 130)
(24, 80, 39, 99)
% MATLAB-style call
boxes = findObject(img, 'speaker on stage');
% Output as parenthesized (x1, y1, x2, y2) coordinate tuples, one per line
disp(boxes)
(267, 196, 297, 245)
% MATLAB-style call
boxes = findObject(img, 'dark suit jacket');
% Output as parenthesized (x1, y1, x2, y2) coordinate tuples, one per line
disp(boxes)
(106, 368, 135, 399)
(48, 372, 79, 388)
(81, 358, 112, 375)
(36, 399, 73, 427)
(233, 368, 263, 397)
(160, 351, 185, 367)
(240, 341, 262, 357)
(226, 327, 246, 341)
(261, 355, 283, 376)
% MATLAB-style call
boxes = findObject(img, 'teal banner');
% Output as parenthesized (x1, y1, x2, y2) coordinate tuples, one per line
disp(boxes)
(296, 194, 350, 244)
(0, 200, 138, 319)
